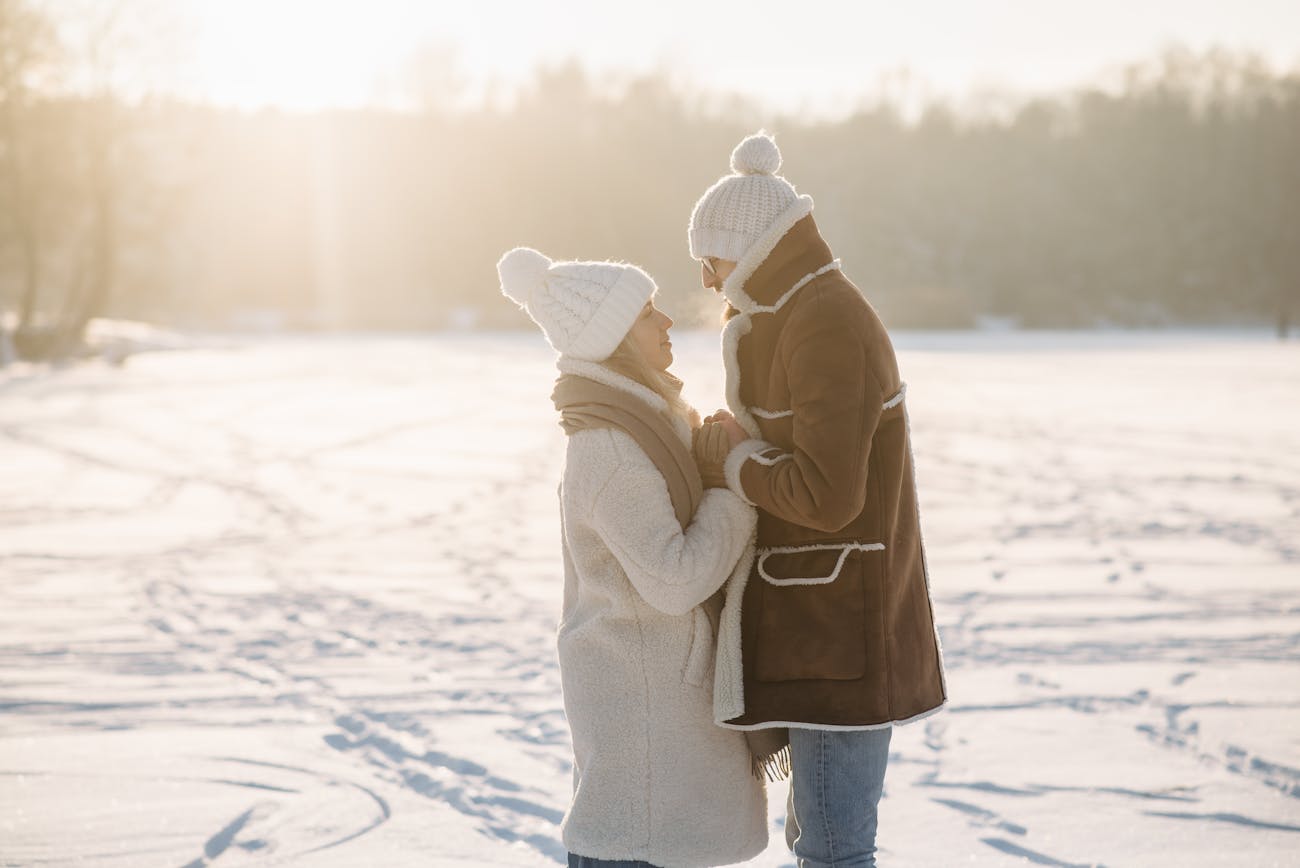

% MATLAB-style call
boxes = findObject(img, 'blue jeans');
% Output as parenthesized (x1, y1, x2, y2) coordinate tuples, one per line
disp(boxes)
(567, 855, 658, 868)
(785, 726, 893, 867)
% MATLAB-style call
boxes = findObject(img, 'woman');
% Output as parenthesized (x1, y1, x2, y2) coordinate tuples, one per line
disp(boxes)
(497, 247, 768, 868)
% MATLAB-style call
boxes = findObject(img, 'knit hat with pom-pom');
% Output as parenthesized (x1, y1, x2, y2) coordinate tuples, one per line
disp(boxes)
(497, 247, 656, 362)
(688, 131, 814, 266)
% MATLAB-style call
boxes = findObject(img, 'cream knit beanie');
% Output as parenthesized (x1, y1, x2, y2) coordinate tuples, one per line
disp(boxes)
(688, 132, 813, 264)
(497, 247, 656, 361)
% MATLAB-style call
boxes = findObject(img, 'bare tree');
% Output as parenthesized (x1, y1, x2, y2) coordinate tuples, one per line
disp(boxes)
(22, 0, 188, 358)
(0, 0, 58, 352)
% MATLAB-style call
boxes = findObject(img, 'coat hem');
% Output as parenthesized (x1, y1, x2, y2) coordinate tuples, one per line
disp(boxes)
(718, 701, 947, 732)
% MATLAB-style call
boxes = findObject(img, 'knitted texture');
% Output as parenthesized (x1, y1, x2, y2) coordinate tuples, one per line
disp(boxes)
(689, 132, 803, 262)
(497, 248, 656, 362)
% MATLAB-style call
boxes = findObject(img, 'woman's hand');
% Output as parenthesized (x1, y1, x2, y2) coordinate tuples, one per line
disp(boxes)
(700, 409, 747, 452)
(692, 422, 731, 489)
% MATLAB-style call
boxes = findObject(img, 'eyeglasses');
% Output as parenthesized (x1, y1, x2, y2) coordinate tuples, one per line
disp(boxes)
(699, 257, 717, 278)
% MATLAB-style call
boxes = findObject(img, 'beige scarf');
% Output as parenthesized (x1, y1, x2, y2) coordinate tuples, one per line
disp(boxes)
(553, 372, 702, 526)
(552, 371, 789, 781)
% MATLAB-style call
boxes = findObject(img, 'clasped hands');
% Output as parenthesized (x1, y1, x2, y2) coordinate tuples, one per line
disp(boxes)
(692, 410, 748, 489)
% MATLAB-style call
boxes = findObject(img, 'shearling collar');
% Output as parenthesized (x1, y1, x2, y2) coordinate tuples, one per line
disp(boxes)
(717, 215, 839, 442)
(722, 211, 835, 314)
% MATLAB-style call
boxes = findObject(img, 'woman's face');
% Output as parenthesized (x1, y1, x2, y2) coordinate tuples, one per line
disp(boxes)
(627, 297, 675, 371)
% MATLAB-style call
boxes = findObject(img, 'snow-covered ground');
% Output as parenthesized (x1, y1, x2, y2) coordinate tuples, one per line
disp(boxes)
(1, 330, 1297, 867)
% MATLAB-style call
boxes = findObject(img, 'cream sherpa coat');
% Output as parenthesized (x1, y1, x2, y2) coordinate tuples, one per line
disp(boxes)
(555, 358, 767, 868)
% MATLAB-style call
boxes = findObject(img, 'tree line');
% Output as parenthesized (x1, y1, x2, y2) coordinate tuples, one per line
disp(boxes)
(1, 2, 1297, 361)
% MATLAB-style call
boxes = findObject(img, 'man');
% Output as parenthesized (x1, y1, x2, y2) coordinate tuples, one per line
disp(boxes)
(690, 132, 946, 867)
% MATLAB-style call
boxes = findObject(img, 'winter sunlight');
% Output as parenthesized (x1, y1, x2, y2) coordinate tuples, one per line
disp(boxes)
(2, 332, 1297, 865)
(2, 1, 1298, 866)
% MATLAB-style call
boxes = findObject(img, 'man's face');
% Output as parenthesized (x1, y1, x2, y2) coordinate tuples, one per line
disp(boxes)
(700, 257, 737, 293)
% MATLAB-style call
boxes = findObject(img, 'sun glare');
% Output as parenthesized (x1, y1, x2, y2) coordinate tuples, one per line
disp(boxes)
(171, 0, 1298, 115)
(189, 0, 412, 110)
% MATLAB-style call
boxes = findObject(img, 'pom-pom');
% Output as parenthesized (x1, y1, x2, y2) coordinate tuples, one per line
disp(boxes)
(497, 247, 551, 308)
(730, 132, 781, 176)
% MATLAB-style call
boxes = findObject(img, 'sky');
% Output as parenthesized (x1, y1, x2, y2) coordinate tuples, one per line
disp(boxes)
(121, 0, 1300, 117)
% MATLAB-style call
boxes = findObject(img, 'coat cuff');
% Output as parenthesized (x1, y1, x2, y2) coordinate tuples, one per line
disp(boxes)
(723, 439, 776, 505)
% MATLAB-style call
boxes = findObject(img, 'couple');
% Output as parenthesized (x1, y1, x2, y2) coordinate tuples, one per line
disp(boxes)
(497, 132, 946, 868)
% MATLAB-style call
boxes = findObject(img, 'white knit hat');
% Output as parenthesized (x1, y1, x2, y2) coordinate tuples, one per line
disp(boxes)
(688, 132, 814, 265)
(497, 247, 656, 361)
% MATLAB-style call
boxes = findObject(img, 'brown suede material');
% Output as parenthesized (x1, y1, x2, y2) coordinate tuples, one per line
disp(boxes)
(726, 215, 946, 727)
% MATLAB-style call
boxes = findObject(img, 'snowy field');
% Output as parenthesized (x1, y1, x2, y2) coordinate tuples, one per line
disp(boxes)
(1, 329, 1298, 867)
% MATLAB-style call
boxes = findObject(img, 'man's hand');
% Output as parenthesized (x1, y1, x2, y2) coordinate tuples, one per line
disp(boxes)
(701, 409, 747, 450)
(702, 409, 745, 442)
(717, 416, 747, 447)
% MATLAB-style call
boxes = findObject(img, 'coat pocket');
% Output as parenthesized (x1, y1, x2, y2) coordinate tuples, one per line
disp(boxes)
(757, 542, 884, 586)
(753, 542, 884, 683)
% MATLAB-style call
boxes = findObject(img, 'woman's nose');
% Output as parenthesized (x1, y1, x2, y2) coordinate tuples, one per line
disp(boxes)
(659, 311, 674, 330)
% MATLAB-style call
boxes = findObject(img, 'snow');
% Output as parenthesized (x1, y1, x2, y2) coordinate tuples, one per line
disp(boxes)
(1, 330, 1297, 867)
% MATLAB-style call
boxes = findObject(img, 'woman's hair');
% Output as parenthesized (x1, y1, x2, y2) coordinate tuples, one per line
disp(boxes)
(602, 336, 696, 426)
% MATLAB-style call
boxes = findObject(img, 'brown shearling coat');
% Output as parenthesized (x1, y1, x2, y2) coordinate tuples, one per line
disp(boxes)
(720, 214, 946, 728)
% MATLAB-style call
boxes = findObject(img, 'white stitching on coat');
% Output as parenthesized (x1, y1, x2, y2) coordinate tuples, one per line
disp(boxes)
(749, 260, 841, 315)
(748, 450, 791, 467)
(883, 383, 907, 411)
(751, 381, 905, 429)
(750, 407, 794, 420)
(757, 541, 885, 586)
